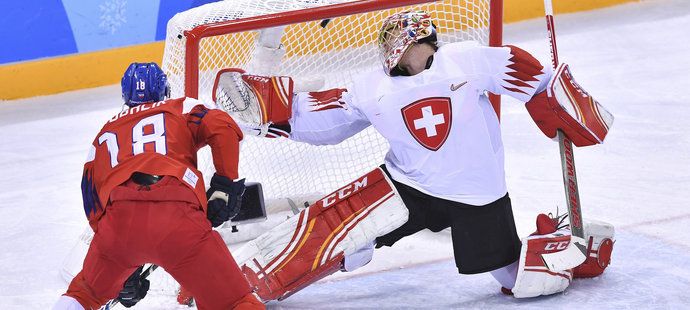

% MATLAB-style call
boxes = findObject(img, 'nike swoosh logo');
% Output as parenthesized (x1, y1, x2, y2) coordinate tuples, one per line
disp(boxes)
(450, 81, 468, 92)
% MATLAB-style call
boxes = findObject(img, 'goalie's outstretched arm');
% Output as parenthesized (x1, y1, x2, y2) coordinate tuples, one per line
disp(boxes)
(463, 44, 613, 147)
(289, 89, 371, 145)
(212, 69, 371, 145)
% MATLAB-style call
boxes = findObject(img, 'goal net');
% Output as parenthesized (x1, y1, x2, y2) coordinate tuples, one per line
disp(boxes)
(150, 0, 503, 301)
(162, 0, 502, 206)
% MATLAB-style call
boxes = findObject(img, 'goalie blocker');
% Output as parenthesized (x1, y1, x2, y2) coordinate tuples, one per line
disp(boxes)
(526, 63, 614, 147)
(232, 168, 409, 301)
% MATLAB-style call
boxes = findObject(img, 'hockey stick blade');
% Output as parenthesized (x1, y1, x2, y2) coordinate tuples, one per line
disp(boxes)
(540, 235, 587, 271)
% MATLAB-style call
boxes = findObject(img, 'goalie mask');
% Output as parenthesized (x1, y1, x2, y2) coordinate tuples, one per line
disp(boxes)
(378, 10, 437, 76)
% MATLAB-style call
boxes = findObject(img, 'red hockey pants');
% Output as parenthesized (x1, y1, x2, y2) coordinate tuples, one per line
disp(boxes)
(65, 176, 258, 309)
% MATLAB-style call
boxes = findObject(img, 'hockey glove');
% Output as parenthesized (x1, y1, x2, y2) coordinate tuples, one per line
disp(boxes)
(206, 173, 246, 227)
(525, 63, 614, 147)
(117, 265, 150, 308)
(212, 68, 293, 130)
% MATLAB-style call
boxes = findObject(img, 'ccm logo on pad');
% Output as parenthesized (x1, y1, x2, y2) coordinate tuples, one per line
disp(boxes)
(321, 177, 368, 208)
(544, 241, 570, 251)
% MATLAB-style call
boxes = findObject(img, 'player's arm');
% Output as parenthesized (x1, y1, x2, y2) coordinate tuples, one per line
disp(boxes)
(460, 44, 551, 102)
(186, 99, 246, 227)
(187, 100, 243, 179)
(289, 88, 371, 145)
(212, 69, 371, 145)
(466, 44, 614, 147)
(81, 142, 103, 231)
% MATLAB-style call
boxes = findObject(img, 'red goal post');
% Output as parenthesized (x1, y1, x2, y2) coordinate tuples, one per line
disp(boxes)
(163, 0, 504, 202)
(179, 0, 503, 114)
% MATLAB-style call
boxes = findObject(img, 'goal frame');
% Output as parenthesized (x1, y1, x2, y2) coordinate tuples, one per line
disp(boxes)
(181, 0, 504, 116)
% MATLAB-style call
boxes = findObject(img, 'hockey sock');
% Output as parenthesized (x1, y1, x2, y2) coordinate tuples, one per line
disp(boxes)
(490, 260, 518, 289)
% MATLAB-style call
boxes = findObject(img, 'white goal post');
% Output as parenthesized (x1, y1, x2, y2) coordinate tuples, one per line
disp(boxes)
(162, 0, 504, 205)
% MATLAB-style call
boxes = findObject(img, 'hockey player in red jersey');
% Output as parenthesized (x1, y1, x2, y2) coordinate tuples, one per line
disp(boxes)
(213, 10, 615, 302)
(52, 63, 264, 310)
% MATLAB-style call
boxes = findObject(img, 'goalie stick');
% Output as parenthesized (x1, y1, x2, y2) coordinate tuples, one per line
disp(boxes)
(538, 0, 589, 271)
(101, 264, 158, 310)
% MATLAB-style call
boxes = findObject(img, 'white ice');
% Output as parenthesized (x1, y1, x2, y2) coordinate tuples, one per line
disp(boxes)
(1, 0, 690, 308)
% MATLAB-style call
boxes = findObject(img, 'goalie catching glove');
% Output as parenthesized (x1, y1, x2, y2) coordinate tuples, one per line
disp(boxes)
(212, 68, 294, 138)
(206, 173, 246, 227)
(526, 63, 614, 147)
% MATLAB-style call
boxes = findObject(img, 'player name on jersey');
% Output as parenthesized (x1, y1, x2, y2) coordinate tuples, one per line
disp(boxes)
(109, 100, 168, 123)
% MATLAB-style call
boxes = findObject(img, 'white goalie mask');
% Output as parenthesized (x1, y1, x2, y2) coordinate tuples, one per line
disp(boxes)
(378, 10, 437, 76)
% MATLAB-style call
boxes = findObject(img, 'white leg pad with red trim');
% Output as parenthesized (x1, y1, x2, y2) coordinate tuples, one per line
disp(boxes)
(512, 228, 573, 298)
(233, 168, 408, 301)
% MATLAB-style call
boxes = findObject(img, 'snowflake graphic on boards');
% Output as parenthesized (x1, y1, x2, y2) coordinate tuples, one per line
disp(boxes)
(99, 0, 127, 34)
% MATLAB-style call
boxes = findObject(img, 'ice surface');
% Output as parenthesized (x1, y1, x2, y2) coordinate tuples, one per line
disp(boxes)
(1, 0, 690, 308)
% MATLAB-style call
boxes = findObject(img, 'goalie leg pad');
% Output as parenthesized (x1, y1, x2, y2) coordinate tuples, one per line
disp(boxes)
(525, 63, 614, 147)
(233, 168, 408, 301)
(573, 219, 615, 278)
(511, 228, 573, 298)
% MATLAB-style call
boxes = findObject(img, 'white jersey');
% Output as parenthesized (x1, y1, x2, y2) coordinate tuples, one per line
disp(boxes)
(289, 41, 551, 206)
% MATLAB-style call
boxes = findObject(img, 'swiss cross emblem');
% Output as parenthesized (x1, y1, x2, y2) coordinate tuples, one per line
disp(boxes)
(401, 97, 452, 151)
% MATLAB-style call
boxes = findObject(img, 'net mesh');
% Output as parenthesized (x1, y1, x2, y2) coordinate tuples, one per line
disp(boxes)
(162, 0, 495, 201)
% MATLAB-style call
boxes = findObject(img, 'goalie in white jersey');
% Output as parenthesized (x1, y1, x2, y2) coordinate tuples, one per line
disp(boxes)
(215, 11, 615, 302)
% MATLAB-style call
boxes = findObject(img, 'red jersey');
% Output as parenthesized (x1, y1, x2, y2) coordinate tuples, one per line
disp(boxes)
(81, 97, 243, 230)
